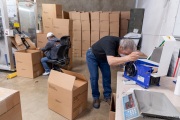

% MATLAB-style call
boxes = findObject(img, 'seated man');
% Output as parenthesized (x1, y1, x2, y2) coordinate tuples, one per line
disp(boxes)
(40, 32, 60, 75)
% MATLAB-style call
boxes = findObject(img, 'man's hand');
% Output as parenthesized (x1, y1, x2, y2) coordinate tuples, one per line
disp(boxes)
(36, 47, 40, 50)
(125, 51, 140, 62)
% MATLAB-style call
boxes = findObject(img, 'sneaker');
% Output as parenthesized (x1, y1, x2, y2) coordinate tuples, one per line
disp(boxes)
(42, 72, 50, 76)
(104, 98, 111, 105)
(93, 99, 100, 109)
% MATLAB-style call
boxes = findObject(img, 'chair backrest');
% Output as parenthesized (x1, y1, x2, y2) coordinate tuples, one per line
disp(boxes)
(56, 36, 71, 64)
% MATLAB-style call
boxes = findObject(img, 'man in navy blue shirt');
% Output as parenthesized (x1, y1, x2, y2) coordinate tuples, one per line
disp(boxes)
(86, 36, 140, 109)
(40, 32, 60, 75)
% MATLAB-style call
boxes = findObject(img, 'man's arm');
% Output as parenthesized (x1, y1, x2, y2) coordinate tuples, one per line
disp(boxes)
(107, 52, 140, 66)
(41, 42, 52, 52)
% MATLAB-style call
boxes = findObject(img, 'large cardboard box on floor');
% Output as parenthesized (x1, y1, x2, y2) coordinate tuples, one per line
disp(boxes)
(37, 33, 48, 48)
(0, 87, 22, 120)
(109, 93, 116, 120)
(15, 50, 44, 78)
(48, 69, 88, 120)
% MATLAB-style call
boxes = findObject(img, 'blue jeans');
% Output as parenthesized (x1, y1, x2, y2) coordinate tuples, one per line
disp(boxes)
(86, 48, 112, 100)
(41, 57, 50, 72)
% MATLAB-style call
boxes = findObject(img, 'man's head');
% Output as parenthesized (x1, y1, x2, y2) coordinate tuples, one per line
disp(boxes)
(47, 32, 55, 40)
(118, 39, 137, 56)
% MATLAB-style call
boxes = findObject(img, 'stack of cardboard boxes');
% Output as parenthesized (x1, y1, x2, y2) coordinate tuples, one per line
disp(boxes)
(81, 12, 91, 58)
(90, 12, 100, 46)
(42, 4, 63, 33)
(100, 12, 110, 38)
(37, 4, 73, 69)
(110, 12, 120, 37)
(69, 12, 82, 57)
(120, 11, 130, 37)
(69, 10, 130, 58)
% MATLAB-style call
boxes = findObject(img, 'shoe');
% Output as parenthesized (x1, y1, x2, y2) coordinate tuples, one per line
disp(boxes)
(93, 99, 100, 109)
(42, 72, 50, 76)
(104, 98, 111, 105)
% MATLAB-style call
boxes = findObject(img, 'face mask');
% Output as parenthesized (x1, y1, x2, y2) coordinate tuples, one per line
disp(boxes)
(120, 54, 126, 57)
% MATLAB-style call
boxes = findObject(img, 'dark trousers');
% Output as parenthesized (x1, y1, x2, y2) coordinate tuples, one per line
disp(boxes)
(86, 48, 112, 100)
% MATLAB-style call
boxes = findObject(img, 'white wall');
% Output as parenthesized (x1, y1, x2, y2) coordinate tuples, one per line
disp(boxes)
(136, 0, 179, 54)
(136, 0, 180, 76)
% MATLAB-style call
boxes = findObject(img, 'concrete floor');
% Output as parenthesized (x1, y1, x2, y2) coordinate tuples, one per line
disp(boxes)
(0, 57, 120, 120)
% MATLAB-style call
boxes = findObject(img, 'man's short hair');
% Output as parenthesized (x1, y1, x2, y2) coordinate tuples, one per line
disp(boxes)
(119, 39, 137, 51)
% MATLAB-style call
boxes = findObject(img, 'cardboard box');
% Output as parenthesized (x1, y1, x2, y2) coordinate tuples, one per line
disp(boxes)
(109, 93, 116, 120)
(121, 11, 130, 19)
(110, 21, 119, 33)
(91, 20, 99, 31)
(81, 21, 90, 31)
(0, 87, 22, 120)
(100, 20, 109, 32)
(120, 29, 128, 37)
(15, 50, 44, 78)
(110, 32, 119, 37)
(42, 4, 62, 18)
(100, 12, 109, 21)
(100, 31, 109, 38)
(62, 11, 69, 19)
(43, 25, 53, 34)
(80, 12, 90, 21)
(82, 40, 90, 51)
(91, 30, 99, 41)
(120, 19, 129, 30)
(48, 69, 88, 120)
(73, 40, 81, 48)
(72, 30, 81, 40)
(110, 12, 119, 37)
(37, 33, 48, 48)
(52, 19, 73, 38)
(82, 30, 90, 41)
(69, 11, 81, 20)
(82, 50, 87, 58)
(91, 40, 97, 46)
(72, 20, 81, 31)
(91, 12, 100, 20)
(73, 49, 82, 57)
(110, 12, 120, 22)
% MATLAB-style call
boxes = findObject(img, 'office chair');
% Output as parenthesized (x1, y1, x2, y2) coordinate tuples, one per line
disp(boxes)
(47, 36, 71, 72)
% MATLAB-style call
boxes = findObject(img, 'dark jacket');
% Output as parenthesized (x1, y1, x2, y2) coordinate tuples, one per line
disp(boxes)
(41, 37, 61, 60)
